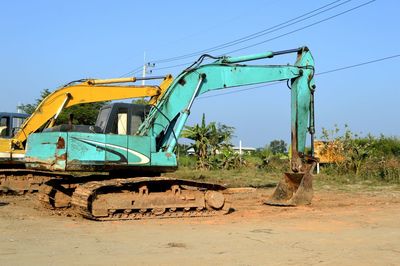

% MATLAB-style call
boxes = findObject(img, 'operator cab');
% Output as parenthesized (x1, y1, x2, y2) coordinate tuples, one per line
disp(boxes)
(0, 112, 29, 138)
(44, 103, 151, 135)
(95, 103, 151, 135)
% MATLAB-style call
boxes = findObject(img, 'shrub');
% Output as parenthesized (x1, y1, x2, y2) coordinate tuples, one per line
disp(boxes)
(320, 125, 400, 183)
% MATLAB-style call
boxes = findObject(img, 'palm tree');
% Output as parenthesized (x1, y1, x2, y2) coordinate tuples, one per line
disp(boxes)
(209, 123, 235, 155)
(182, 114, 235, 169)
(181, 114, 212, 169)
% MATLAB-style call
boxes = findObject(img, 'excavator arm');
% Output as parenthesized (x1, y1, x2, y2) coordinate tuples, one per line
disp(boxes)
(140, 47, 314, 167)
(139, 47, 316, 205)
(11, 75, 173, 150)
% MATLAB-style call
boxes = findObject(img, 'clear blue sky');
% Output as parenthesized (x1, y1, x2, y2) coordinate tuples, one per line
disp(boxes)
(0, 0, 398, 148)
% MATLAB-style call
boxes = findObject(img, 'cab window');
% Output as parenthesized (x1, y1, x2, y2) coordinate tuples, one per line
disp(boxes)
(0, 117, 9, 137)
(130, 114, 143, 135)
(110, 108, 128, 135)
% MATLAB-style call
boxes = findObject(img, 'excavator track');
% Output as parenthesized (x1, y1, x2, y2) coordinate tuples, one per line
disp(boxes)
(0, 169, 54, 195)
(0, 169, 104, 198)
(1, 170, 230, 222)
(39, 176, 230, 221)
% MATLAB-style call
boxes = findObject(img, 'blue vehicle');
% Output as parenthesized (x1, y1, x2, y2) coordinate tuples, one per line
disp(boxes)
(0, 112, 29, 138)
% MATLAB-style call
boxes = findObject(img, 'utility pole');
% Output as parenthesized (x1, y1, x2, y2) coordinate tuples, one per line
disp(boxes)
(17, 102, 22, 113)
(142, 52, 146, 86)
(239, 140, 242, 165)
(142, 52, 155, 86)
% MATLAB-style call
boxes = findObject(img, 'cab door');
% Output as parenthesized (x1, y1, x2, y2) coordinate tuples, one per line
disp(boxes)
(0, 115, 10, 138)
(105, 107, 128, 165)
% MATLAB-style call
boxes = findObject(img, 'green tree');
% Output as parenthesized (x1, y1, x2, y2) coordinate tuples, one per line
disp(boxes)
(209, 123, 235, 155)
(181, 114, 235, 170)
(132, 98, 150, 105)
(57, 102, 107, 125)
(216, 146, 242, 170)
(181, 114, 212, 169)
(269, 139, 287, 155)
(19, 89, 52, 115)
(254, 146, 274, 169)
(19, 89, 108, 125)
(175, 143, 191, 157)
(321, 125, 376, 176)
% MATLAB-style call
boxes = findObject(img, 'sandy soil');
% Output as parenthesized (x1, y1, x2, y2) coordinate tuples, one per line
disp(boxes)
(1, 188, 400, 266)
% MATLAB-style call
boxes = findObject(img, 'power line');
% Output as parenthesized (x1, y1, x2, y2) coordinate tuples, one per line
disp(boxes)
(151, 0, 349, 64)
(151, 0, 375, 73)
(119, 66, 143, 78)
(151, 61, 193, 71)
(226, 0, 375, 54)
(316, 54, 400, 76)
(121, 0, 352, 74)
(197, 53, 400, 100)
(121, 0, 375, 77)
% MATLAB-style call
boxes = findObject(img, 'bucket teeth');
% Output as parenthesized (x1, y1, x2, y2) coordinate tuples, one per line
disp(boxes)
(265, 162, 315, 206)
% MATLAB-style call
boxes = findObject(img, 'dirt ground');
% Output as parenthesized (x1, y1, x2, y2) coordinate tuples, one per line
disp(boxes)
(1, 188, 400, 266)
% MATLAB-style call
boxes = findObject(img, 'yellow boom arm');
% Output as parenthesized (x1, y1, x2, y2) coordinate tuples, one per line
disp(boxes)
(11, 75, 173, 149)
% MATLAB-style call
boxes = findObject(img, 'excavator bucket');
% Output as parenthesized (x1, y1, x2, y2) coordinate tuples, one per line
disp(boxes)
(264, 162, 316, 206)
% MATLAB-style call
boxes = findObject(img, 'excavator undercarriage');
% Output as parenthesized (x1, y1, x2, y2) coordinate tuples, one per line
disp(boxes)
(1, 169, 53, 194)
(42, 176, 230, 221)
(1, 171, 230, 220)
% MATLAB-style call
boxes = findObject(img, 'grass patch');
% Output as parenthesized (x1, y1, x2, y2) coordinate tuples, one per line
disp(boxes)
(313, 173, 400, 192)
(164, 167, 400, 192)
(164, 167, 281, 188)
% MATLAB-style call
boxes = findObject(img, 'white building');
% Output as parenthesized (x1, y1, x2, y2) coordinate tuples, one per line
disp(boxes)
(186, 146, 256, 155)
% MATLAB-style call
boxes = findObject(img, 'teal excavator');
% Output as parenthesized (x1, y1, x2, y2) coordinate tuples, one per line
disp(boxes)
(3, 47, 317, 220)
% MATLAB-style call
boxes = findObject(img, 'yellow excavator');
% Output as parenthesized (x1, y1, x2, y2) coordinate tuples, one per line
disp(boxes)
(0, 74, 173, 192)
